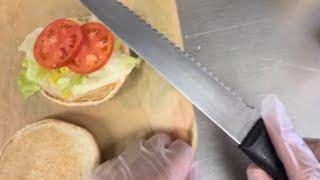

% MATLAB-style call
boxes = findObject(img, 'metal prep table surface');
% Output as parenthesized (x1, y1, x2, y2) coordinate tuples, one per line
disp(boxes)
(177, 0, 320, 179)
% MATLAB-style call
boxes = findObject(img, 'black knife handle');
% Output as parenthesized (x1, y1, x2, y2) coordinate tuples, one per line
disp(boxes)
(239, 118, 288, 180)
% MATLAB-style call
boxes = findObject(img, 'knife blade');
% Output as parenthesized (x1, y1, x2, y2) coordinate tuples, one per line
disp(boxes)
(80, 0, 287, 179)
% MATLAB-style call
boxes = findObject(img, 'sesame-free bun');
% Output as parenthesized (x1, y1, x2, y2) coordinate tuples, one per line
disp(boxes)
(0, 119, 100, 180)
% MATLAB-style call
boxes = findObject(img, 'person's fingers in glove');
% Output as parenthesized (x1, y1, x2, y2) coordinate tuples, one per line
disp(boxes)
(90, 133, 197, 180)
(185, 164, 198, 180)
(247, 164, 272, 180)
(246, 95, 320, 180)
(247, 139, 320, 180)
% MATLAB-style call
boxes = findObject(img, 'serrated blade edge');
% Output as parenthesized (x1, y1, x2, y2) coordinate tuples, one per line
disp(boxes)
(80, 0, 260, 144)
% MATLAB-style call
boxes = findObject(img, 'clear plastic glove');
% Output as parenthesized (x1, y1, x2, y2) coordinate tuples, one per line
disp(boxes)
(247, 95, 320, 180)
(90, 133, 198, 180)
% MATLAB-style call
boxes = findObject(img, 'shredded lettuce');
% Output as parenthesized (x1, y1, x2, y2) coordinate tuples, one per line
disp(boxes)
(17, 22, 141, 101)
(17, 70, 41, 99)
(17, 57, 85, 99)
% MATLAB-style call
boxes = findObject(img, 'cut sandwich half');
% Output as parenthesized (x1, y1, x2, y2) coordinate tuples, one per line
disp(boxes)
(0, 119, 100, 179)
(17, 16, 141, 106)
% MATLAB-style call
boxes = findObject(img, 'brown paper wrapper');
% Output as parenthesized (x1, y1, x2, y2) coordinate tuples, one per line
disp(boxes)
(0, 0, 197, 160)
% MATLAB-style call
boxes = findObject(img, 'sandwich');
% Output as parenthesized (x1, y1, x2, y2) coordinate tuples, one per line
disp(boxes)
(17, 16, 141, 106)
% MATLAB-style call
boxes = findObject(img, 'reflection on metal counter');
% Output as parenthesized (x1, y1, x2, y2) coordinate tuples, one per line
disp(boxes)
(178, 0, 320, 179)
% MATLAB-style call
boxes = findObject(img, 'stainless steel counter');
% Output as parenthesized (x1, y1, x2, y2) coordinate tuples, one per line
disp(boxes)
(177, 0, 320, 179)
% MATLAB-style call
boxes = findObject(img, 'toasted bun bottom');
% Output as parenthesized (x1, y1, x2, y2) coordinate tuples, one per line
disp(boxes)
(41, 44, 131, 106)
(0, 119, 100, 180)
(41, 77, 126, 106)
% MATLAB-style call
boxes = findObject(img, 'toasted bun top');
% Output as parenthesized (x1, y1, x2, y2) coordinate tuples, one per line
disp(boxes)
(0, 119, 100, 180)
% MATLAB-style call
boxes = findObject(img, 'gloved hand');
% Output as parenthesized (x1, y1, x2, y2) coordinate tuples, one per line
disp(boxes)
(90, 133, 198, 180)
(247, 95, 320, 180)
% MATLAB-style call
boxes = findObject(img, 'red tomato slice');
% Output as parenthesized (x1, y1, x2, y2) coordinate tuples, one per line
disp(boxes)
(34, 19, 83, 69)
(68, 22, 115, 74)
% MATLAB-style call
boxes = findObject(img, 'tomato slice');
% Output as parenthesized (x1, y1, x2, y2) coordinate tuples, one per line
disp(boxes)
(68, 22, 115, 74)
(34, 19, 83, 69)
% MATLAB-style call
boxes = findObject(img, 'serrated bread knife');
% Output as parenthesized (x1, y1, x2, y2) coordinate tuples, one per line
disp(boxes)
(80, 0, 287, 179)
